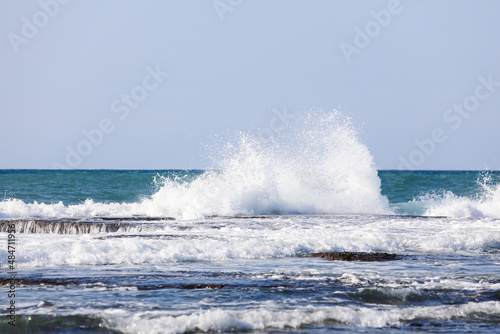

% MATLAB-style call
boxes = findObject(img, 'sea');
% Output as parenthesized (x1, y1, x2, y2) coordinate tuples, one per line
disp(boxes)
(1, 111, 499, 333)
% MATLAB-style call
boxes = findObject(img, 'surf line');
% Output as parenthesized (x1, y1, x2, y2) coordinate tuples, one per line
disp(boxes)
(51, 64, 169, 169)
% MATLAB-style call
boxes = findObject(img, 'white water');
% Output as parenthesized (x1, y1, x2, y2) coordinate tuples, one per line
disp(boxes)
(2, 110, 499, 220)
(100, 302, 500, 333)
(23, 301, 482, 333)
(2, 215, 499, 268)
(0, 110, 390, 219)
(141, 111, 390, 218)
(422, 181, 500, 219)
(394, 175, 500, 219)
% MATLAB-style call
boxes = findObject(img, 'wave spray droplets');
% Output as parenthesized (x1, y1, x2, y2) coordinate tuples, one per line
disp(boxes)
(0, 110, 390, 219)
(422, 175, 500, 218)
(142, 110, 391, 218)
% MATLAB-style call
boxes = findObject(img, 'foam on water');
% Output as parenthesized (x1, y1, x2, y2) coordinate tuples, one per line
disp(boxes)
(3, 215, 499, 268)
(403, 174, 500, 219)
(100, 301, 500, 333)
(0, 199, 129, 219)
(423, 185, 500, 219)
(139, 110, 390, 218)
(7, 301, 499, 332)
(0, 110, 390, 219)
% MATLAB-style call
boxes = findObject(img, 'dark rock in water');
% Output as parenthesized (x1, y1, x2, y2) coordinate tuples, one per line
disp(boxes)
(0, 278, 77, 286)
(206, 215, 268, 219)
(0, 279, 225, 290)
(102, 216, 175, 221)
(0, 217, 176, 234)
(311, 252, 400, 262)
(180, 284, 224, 289)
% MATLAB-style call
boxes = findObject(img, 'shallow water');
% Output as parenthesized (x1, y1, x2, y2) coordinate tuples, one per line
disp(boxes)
(1, 213, 499, 333)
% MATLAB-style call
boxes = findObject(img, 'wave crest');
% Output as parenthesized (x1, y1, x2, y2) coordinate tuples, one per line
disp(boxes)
(0, 110, 390, 219)
(144, 110, 390, 218)
(422, 175, 500, 218)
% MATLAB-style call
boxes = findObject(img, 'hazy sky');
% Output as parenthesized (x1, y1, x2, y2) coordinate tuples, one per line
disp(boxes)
(1, 0, 499, 170)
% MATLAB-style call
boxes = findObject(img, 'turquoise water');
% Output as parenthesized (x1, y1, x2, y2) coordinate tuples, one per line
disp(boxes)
(379, 170, 499, 203)
(1, 169, 498, 210)
(0, 170, 199, 205)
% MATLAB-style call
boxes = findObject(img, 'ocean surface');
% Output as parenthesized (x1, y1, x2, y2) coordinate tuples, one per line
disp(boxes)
(1, 112, 499, 333)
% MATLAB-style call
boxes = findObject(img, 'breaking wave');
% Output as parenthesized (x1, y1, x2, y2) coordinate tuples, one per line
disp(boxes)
(101, 301, 500, 333)
(0, 110, 390, 219)
(395, 174, 500, 219)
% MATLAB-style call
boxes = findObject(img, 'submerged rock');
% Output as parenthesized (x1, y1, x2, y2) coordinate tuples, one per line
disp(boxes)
(311, 252, 400, 262)
(180, 284, 224, 289)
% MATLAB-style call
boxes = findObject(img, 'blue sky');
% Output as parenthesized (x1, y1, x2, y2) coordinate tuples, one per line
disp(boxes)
(1, 0, 499, 170)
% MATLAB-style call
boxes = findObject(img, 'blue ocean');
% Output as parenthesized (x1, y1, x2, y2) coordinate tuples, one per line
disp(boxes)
(1, 112, 499, 333)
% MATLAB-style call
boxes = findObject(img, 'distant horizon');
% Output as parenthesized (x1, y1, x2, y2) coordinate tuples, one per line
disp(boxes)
(1, 168, 499, 172)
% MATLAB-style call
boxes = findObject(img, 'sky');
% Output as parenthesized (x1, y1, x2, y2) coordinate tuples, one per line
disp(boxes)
(1, 0, 499, 170)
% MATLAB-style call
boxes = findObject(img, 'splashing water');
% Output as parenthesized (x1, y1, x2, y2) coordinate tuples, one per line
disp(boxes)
(134, 110, 391, 218)
(422, 174, 500, 218)
(0, 110, 391, 219)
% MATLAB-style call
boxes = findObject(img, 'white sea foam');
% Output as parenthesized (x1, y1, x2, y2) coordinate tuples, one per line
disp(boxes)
(0, 110, 390, 219)
(2, 215, 499, 268)
(0, 198, 129, 219)
(390, 173, 500, 219)
(422, 180, 500, 219)
(144, 110, 390, 219)
(100, 301, 500, 333)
